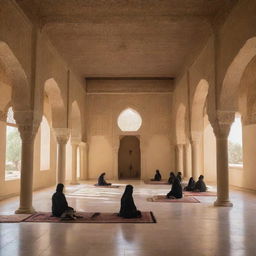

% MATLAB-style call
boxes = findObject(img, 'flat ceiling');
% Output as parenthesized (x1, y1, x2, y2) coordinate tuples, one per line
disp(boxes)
(16, 0, 237, 79)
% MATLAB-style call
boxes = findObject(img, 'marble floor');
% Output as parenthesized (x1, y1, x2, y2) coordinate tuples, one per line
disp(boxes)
(0, 180, 256, 256)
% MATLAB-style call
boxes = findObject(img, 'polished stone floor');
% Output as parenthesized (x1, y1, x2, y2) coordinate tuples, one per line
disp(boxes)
(0, 180, 256, 256)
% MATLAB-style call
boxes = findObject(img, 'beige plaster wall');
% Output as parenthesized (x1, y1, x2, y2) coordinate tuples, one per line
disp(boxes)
(87, 92, 173, 180)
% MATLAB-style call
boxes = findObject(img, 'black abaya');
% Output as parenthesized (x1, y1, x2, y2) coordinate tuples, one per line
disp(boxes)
(119, 185, 141, 218)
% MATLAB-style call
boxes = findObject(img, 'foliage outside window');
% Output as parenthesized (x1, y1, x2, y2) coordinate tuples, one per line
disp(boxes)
(5, 107, 21, 180)
(228, 117, 243, 166)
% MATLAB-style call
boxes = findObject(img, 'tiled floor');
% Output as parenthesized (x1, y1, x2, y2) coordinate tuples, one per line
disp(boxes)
(0, 180, 256, 256)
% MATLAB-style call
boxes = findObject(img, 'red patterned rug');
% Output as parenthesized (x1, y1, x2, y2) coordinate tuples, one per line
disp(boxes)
(0, 214, 31, 223)
(148, 195, 200, 203)
(183, 191, 217, 197)
(144, 180, 169, 185)
(94, 184, 120, 188)
(23, 211, 156, 223)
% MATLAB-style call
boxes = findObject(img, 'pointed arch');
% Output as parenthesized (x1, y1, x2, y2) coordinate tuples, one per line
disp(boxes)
(0, 41, 30, 111)
(220, 37, 256, 111)
(191, 79, 209, 136)
(239, 56, 256, 124)
(44, 78, 66, 128)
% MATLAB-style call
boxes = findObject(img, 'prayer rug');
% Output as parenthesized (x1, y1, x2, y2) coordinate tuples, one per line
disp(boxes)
(0, 214, 31, 223)
(144, 180, 169, 185)
(94, 184, 120, 188)
(147, 195, 200, 203)
(183, 191, 217, 197)
(23, 211, 156, 223)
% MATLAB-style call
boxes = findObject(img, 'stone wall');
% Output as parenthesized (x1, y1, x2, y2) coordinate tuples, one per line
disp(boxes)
(87, 91, 173, 180)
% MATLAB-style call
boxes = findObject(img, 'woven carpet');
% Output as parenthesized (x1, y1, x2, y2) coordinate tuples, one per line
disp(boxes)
(183, 191, 217, 196)
(147, 195, 200, 203)
(23, 211, 156, 223)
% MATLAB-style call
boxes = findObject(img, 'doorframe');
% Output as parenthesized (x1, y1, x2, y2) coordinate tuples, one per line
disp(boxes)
(118, 135, 141, 179)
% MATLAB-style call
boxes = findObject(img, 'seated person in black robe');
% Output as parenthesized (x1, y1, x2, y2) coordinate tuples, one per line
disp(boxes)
(193, 175, 207, 192)
(168, 172, 176, 185)
(184, 177, 195, 191)
(166, 177, 183, 199)
(177, 171, 182, 182)
(151, 169, 162, 181)
(118, 185, 141, 218)
(52, 183, 75, 219)
(98, 172, 112, 186)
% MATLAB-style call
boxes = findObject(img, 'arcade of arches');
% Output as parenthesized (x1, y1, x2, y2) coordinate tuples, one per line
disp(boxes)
(1, 1, 256, 255)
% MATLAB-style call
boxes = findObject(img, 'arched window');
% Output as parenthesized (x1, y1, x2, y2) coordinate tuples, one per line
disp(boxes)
(5, 107, 21, 180)
(228, 115, 243, 166)
(117, 108, 142, 132)
(40, 116, 51, 170)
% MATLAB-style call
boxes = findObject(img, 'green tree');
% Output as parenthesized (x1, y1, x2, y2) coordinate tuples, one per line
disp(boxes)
(6, 127, 21, 171)
(228, 141, 243, 165)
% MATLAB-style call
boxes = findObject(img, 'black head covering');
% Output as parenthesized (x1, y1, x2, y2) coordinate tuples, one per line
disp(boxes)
(188, 177, 195, 185)
(56, 183, 64, 193)
(119, 185, 140, 218)
(123, 184, 133, 196)
(199, 175, 204, 180)
(172, 177, 181, 189)
(52, 183, 68, 217)
(194, 175, 207, 192)
(184, 177, 195, 191)
(167, 177, 182, 198)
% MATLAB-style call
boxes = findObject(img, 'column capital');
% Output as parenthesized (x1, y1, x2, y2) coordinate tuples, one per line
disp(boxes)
(14, 110, 41, 143)
(71, 136, 81, 146)
(18, 123, 39, 143)
(54, 128, 70, 145)
(212, 111, 235, 139)
(176, 144, 184, 150)
(190, 131, 202, 144)
(79, 141, 87, 148)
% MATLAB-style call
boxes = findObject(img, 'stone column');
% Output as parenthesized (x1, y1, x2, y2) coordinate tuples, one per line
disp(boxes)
(183, 143, 189, 178)
(54, 128, 70, 185)
(15, 111, 40, 214)
(213, 111, 235, 207)
(191, 139, 200, 179)
(176, 144, 184, 172)
(70, 139, 80, 185)
(79, 142, 88, 180)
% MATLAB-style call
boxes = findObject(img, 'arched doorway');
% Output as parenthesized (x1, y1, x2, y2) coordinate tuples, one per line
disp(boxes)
(118, 136, 141, 179)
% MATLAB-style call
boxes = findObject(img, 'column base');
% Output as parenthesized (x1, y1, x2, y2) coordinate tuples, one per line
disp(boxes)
(15, 207, 36, 214)
(214, 199, 233, 207)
